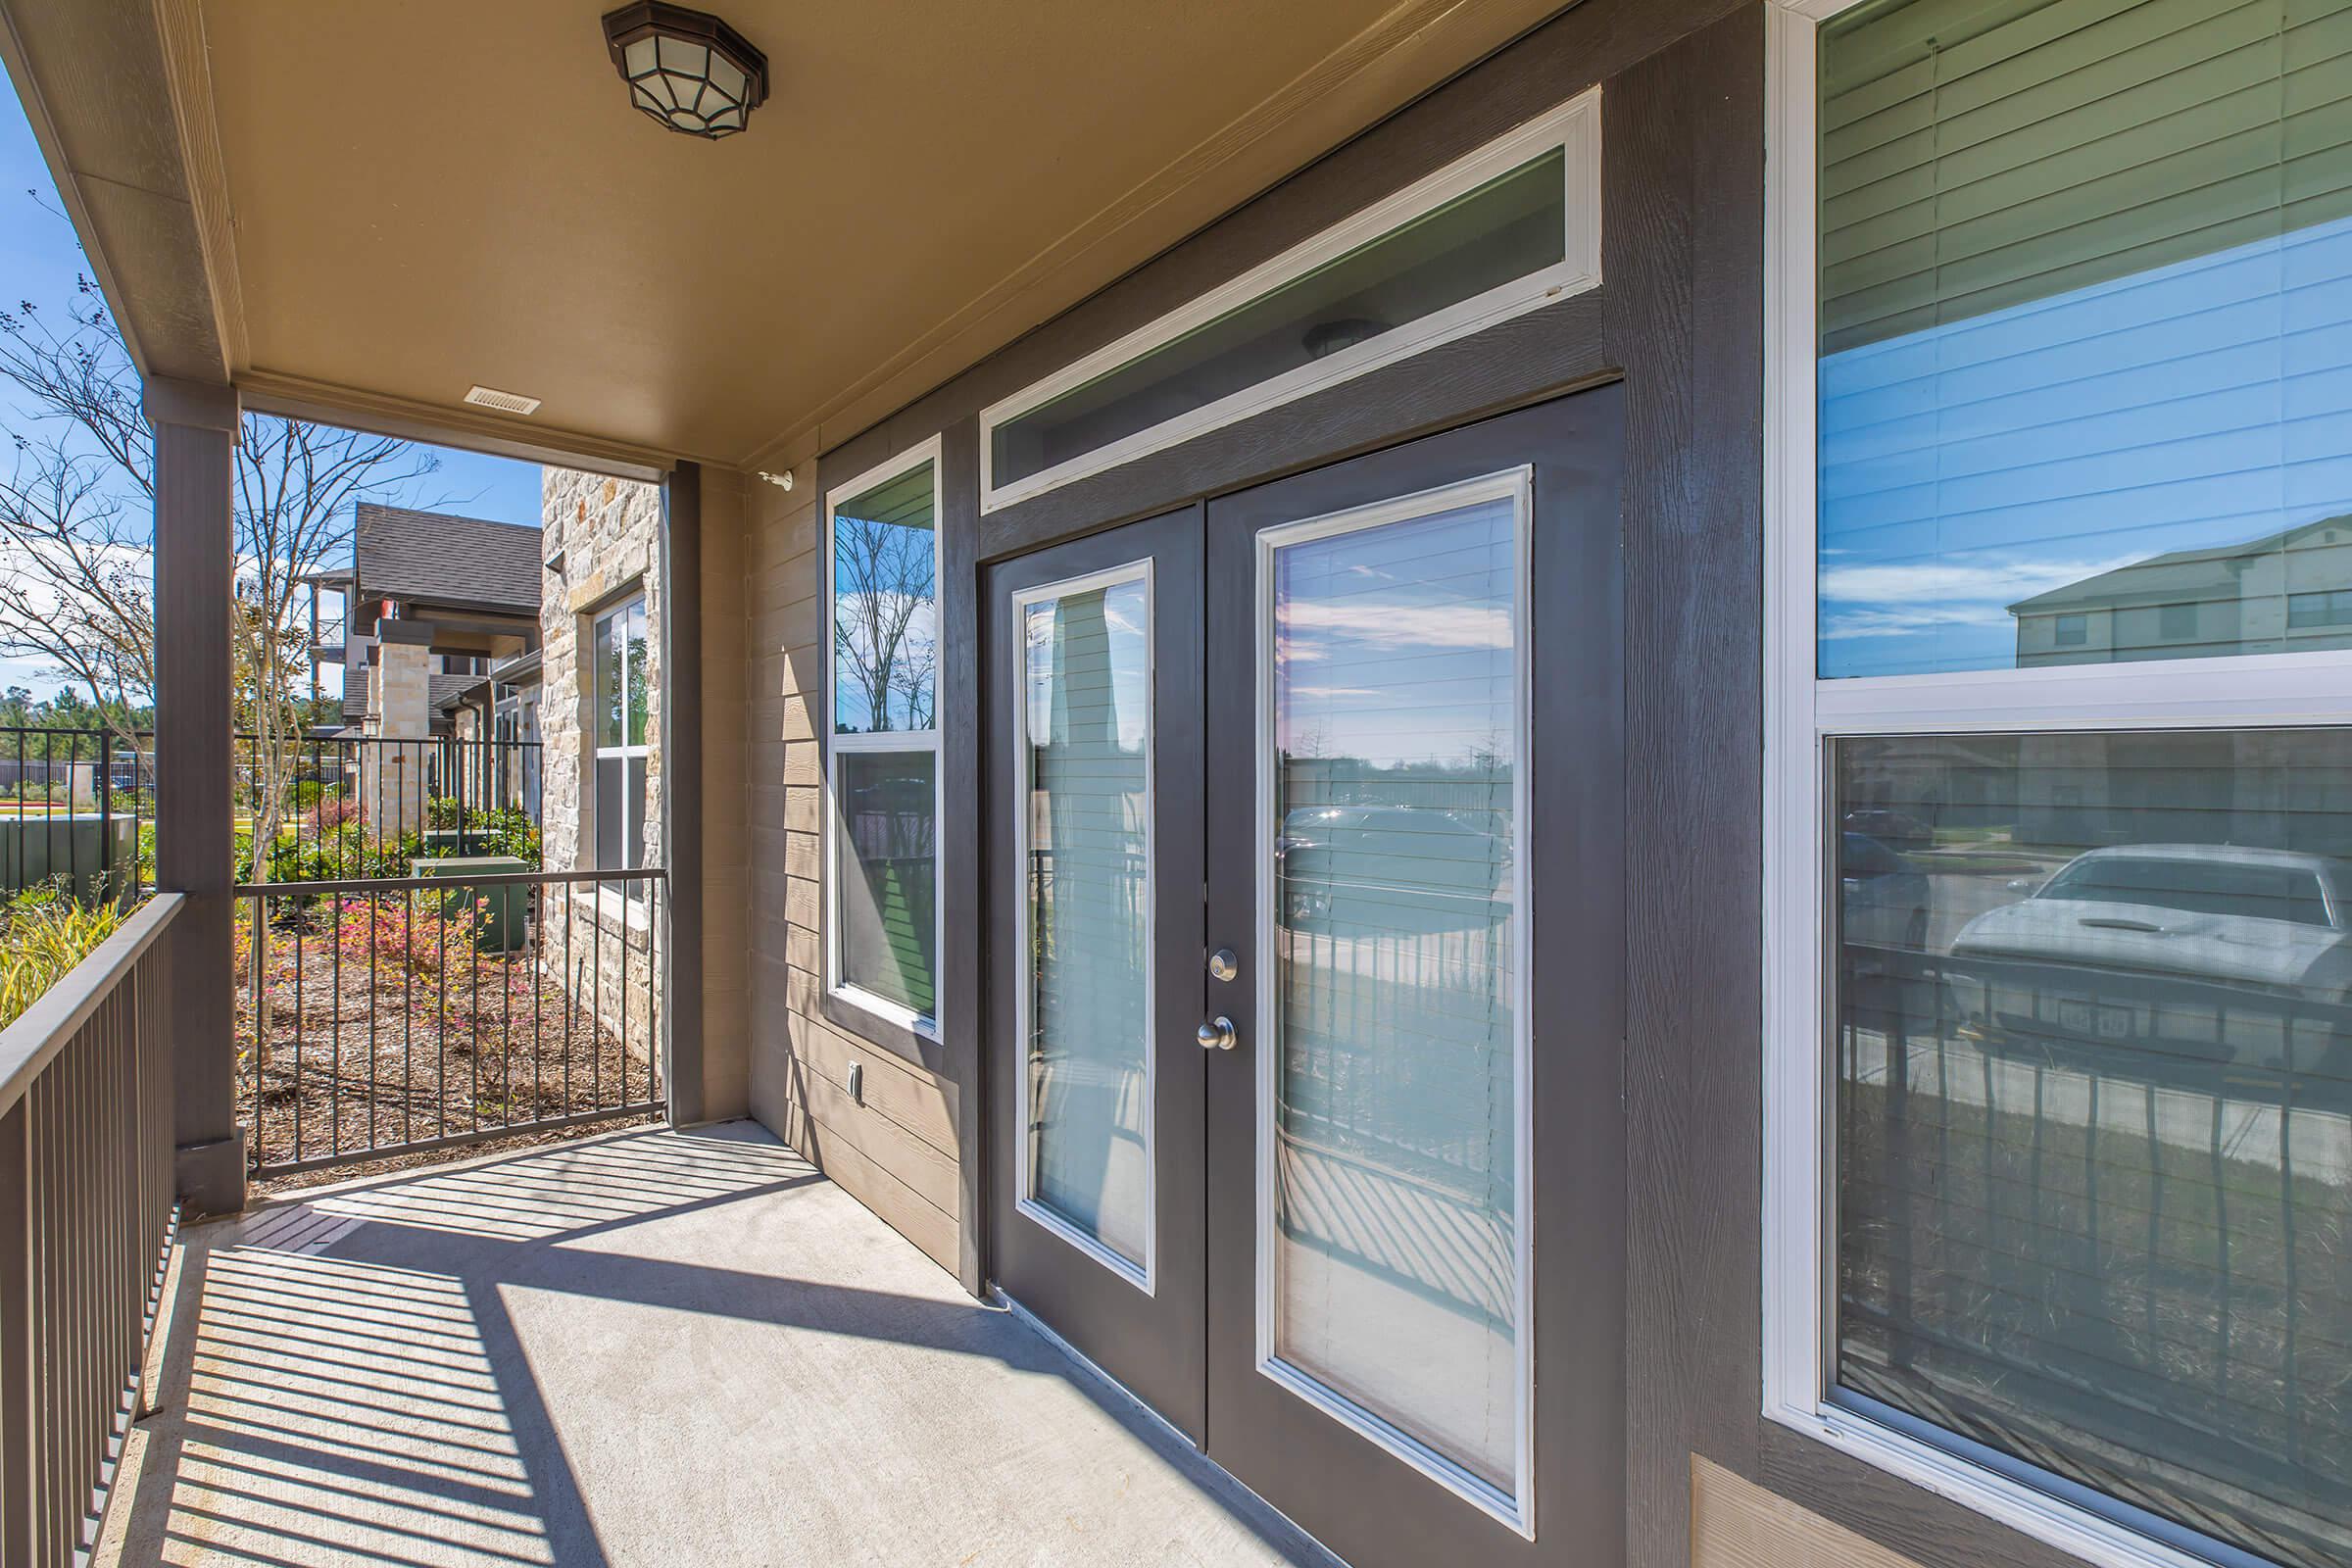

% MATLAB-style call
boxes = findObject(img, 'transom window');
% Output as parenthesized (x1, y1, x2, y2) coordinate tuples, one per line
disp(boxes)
(1768, 4, 2352, 1568)
(978, 91, 1600, 513)
(825, 440, 943, 1031)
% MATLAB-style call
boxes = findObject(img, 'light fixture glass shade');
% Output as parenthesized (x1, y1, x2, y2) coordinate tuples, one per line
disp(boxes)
(602, 4, 768, 140)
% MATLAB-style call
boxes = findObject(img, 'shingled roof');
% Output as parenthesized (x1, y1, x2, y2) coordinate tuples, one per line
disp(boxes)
(355, 503, 541, 613)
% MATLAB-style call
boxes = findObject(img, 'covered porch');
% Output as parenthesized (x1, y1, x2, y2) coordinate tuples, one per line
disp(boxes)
(101, 1123, 1322, 1567)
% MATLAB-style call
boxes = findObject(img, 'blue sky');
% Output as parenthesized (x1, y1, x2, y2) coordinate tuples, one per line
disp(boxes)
(0, 59, 542, 701)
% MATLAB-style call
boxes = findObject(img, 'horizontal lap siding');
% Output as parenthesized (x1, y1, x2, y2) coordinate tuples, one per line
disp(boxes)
(744, 449, 962, 1274)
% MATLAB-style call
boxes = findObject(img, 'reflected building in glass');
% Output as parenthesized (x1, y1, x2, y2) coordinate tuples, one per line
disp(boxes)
(2011, 515, 2352, 667)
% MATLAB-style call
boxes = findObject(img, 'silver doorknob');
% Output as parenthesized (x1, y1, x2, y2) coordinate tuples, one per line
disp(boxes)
(1198, 1015, 1237, 1052)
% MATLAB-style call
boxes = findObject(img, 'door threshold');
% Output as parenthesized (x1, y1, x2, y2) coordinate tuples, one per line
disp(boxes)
(991, 1287, 1351, 1568)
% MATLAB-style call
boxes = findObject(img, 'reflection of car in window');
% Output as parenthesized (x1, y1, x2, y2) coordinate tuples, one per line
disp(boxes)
(1840, 807, 1932, 849)
(1275, 805, 1505, 932)
(1946, 845, 2352, 1078)
(1838, 832, 1929, 956)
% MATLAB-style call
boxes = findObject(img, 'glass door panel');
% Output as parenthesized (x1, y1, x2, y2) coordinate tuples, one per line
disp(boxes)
(1257, 471, 1530, 1520)
(1017, 567, 1156, 1286)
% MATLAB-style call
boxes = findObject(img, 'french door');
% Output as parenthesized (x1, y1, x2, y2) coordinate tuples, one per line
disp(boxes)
(988, 389, 1627, 1565)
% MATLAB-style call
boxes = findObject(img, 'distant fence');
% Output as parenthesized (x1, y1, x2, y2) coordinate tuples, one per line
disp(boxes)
(0, 728, 550, 904)
(0, 728, 154, 906)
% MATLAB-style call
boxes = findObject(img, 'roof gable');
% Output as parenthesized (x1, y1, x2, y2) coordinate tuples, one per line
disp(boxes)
(355, 504, 542, 614)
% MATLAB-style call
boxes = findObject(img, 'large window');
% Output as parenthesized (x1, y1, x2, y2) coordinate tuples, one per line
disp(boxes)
(1768, 4, 2352, 1567)
(593, 597, 649, 901)
(825, 441, 942, 1029)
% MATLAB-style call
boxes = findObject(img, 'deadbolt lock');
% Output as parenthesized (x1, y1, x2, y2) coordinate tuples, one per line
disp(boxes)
(1207, 948, 1239, 982)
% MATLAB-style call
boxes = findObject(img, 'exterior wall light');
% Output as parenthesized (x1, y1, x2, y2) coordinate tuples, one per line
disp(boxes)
(601, 4, 769, 139)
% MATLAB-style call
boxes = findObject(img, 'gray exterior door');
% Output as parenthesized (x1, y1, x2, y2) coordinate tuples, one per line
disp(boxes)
(989, 388, 1627, 1562)
(1201, 389, 1628, 1566)
(985, 506, 1209, 1439)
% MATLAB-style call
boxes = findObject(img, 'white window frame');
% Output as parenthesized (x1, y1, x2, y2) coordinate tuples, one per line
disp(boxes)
(1252, 466, 1536, 1539)
(1761, 7, 2352, 1568)
(977, 90, 1602, 515)
(1009, 559, 1157, 1295)
(591, 595, 652, 926)
(823, 435, 946, 1037)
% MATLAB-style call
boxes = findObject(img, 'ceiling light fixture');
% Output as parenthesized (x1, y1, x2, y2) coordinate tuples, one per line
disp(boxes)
(602, 3, 768, 140)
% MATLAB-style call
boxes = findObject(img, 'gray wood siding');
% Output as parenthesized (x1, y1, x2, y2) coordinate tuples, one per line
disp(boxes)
(743, 447, 962, 1276)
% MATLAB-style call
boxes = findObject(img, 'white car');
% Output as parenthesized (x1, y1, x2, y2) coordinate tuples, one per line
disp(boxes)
(1945, 845, 2352, 1077)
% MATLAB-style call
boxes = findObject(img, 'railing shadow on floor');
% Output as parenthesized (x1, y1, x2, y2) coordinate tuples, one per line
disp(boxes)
(100, 1124, 1331, 1568)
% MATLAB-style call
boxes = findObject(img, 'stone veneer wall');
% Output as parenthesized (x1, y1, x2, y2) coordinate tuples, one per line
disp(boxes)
(540, 467, 663, 1053)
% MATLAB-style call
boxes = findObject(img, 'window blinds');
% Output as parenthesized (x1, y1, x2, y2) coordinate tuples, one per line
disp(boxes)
(1821, 0, 2352, 353)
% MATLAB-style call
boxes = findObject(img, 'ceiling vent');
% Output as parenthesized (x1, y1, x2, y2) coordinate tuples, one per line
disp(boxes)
(464, 384, 542, 416)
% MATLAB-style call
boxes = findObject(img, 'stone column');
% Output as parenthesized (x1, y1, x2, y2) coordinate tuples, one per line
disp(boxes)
(148, 376, 244, 1217)
(362, 629, 433, 841)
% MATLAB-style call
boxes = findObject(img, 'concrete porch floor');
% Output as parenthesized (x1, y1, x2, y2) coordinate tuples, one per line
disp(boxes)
(99, 1123, 1330, 1567)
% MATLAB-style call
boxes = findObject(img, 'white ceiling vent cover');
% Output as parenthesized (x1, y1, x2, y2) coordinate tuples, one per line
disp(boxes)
(463, 384, 542, 416)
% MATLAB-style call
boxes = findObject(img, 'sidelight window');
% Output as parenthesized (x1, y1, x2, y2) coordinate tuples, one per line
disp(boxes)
(825, 440, 944, 1030)
(1768, 3, 2352, 1567)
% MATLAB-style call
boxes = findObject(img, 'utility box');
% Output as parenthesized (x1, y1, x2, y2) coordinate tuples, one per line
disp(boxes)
(411, 855, 529, 953)
(0, 814, 137, 905)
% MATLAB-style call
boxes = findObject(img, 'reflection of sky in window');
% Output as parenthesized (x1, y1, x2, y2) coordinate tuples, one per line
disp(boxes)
(1276, 501, 1514, 772)
(1818, 211, 2352, 678)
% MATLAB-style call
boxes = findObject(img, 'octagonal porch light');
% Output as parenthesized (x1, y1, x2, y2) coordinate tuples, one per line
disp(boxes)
(602, 3, 769, 139)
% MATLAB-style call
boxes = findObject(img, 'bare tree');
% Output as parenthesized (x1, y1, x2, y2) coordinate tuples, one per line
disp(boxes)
(229, 415, 434, 882)
(831, 511, 935, 732)
(0, 440, 157, 727)
(1, 266, 437, 886)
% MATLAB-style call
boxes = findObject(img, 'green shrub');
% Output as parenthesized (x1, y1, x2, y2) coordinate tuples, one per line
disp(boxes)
(0, 884, 128, 1029)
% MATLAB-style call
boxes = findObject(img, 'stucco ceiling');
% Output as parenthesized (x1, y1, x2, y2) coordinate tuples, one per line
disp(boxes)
(158, 0, 1567, 466)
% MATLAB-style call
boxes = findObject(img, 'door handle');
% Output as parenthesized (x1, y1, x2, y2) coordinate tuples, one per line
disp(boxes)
(1197, 1015, 1238, 1052)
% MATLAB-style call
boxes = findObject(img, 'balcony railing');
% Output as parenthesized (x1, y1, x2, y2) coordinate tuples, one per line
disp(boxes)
(237, 867, 665, 1175)
(0, 892, 181, 1566)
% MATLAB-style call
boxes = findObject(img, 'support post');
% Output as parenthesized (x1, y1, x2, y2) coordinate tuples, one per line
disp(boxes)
(149, 376, 246, 1216)
(662, 462, 706, 1123)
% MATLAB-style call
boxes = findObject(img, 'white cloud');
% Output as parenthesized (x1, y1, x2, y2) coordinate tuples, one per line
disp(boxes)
(1278, 598, 1512, 652)
(1817, 556, 2138, 607)
(1815, 553, 2148, 641)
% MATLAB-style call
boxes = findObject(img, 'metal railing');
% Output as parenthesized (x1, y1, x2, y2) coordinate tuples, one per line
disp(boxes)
(235, 733, 546, 880)
(1837, 941, 2352, 1568)
(0, 893, 181, 1566)
(236, 867, 664, 1176)
(0, 726, 551, 905)
(0, 727, 153, 906)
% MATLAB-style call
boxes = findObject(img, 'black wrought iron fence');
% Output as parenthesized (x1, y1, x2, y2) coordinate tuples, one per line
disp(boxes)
(235, 865, 664, 1176)
(0, 726, 154, 906)
(0, 726, 550, 905)
(233, 732, 545, 881)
